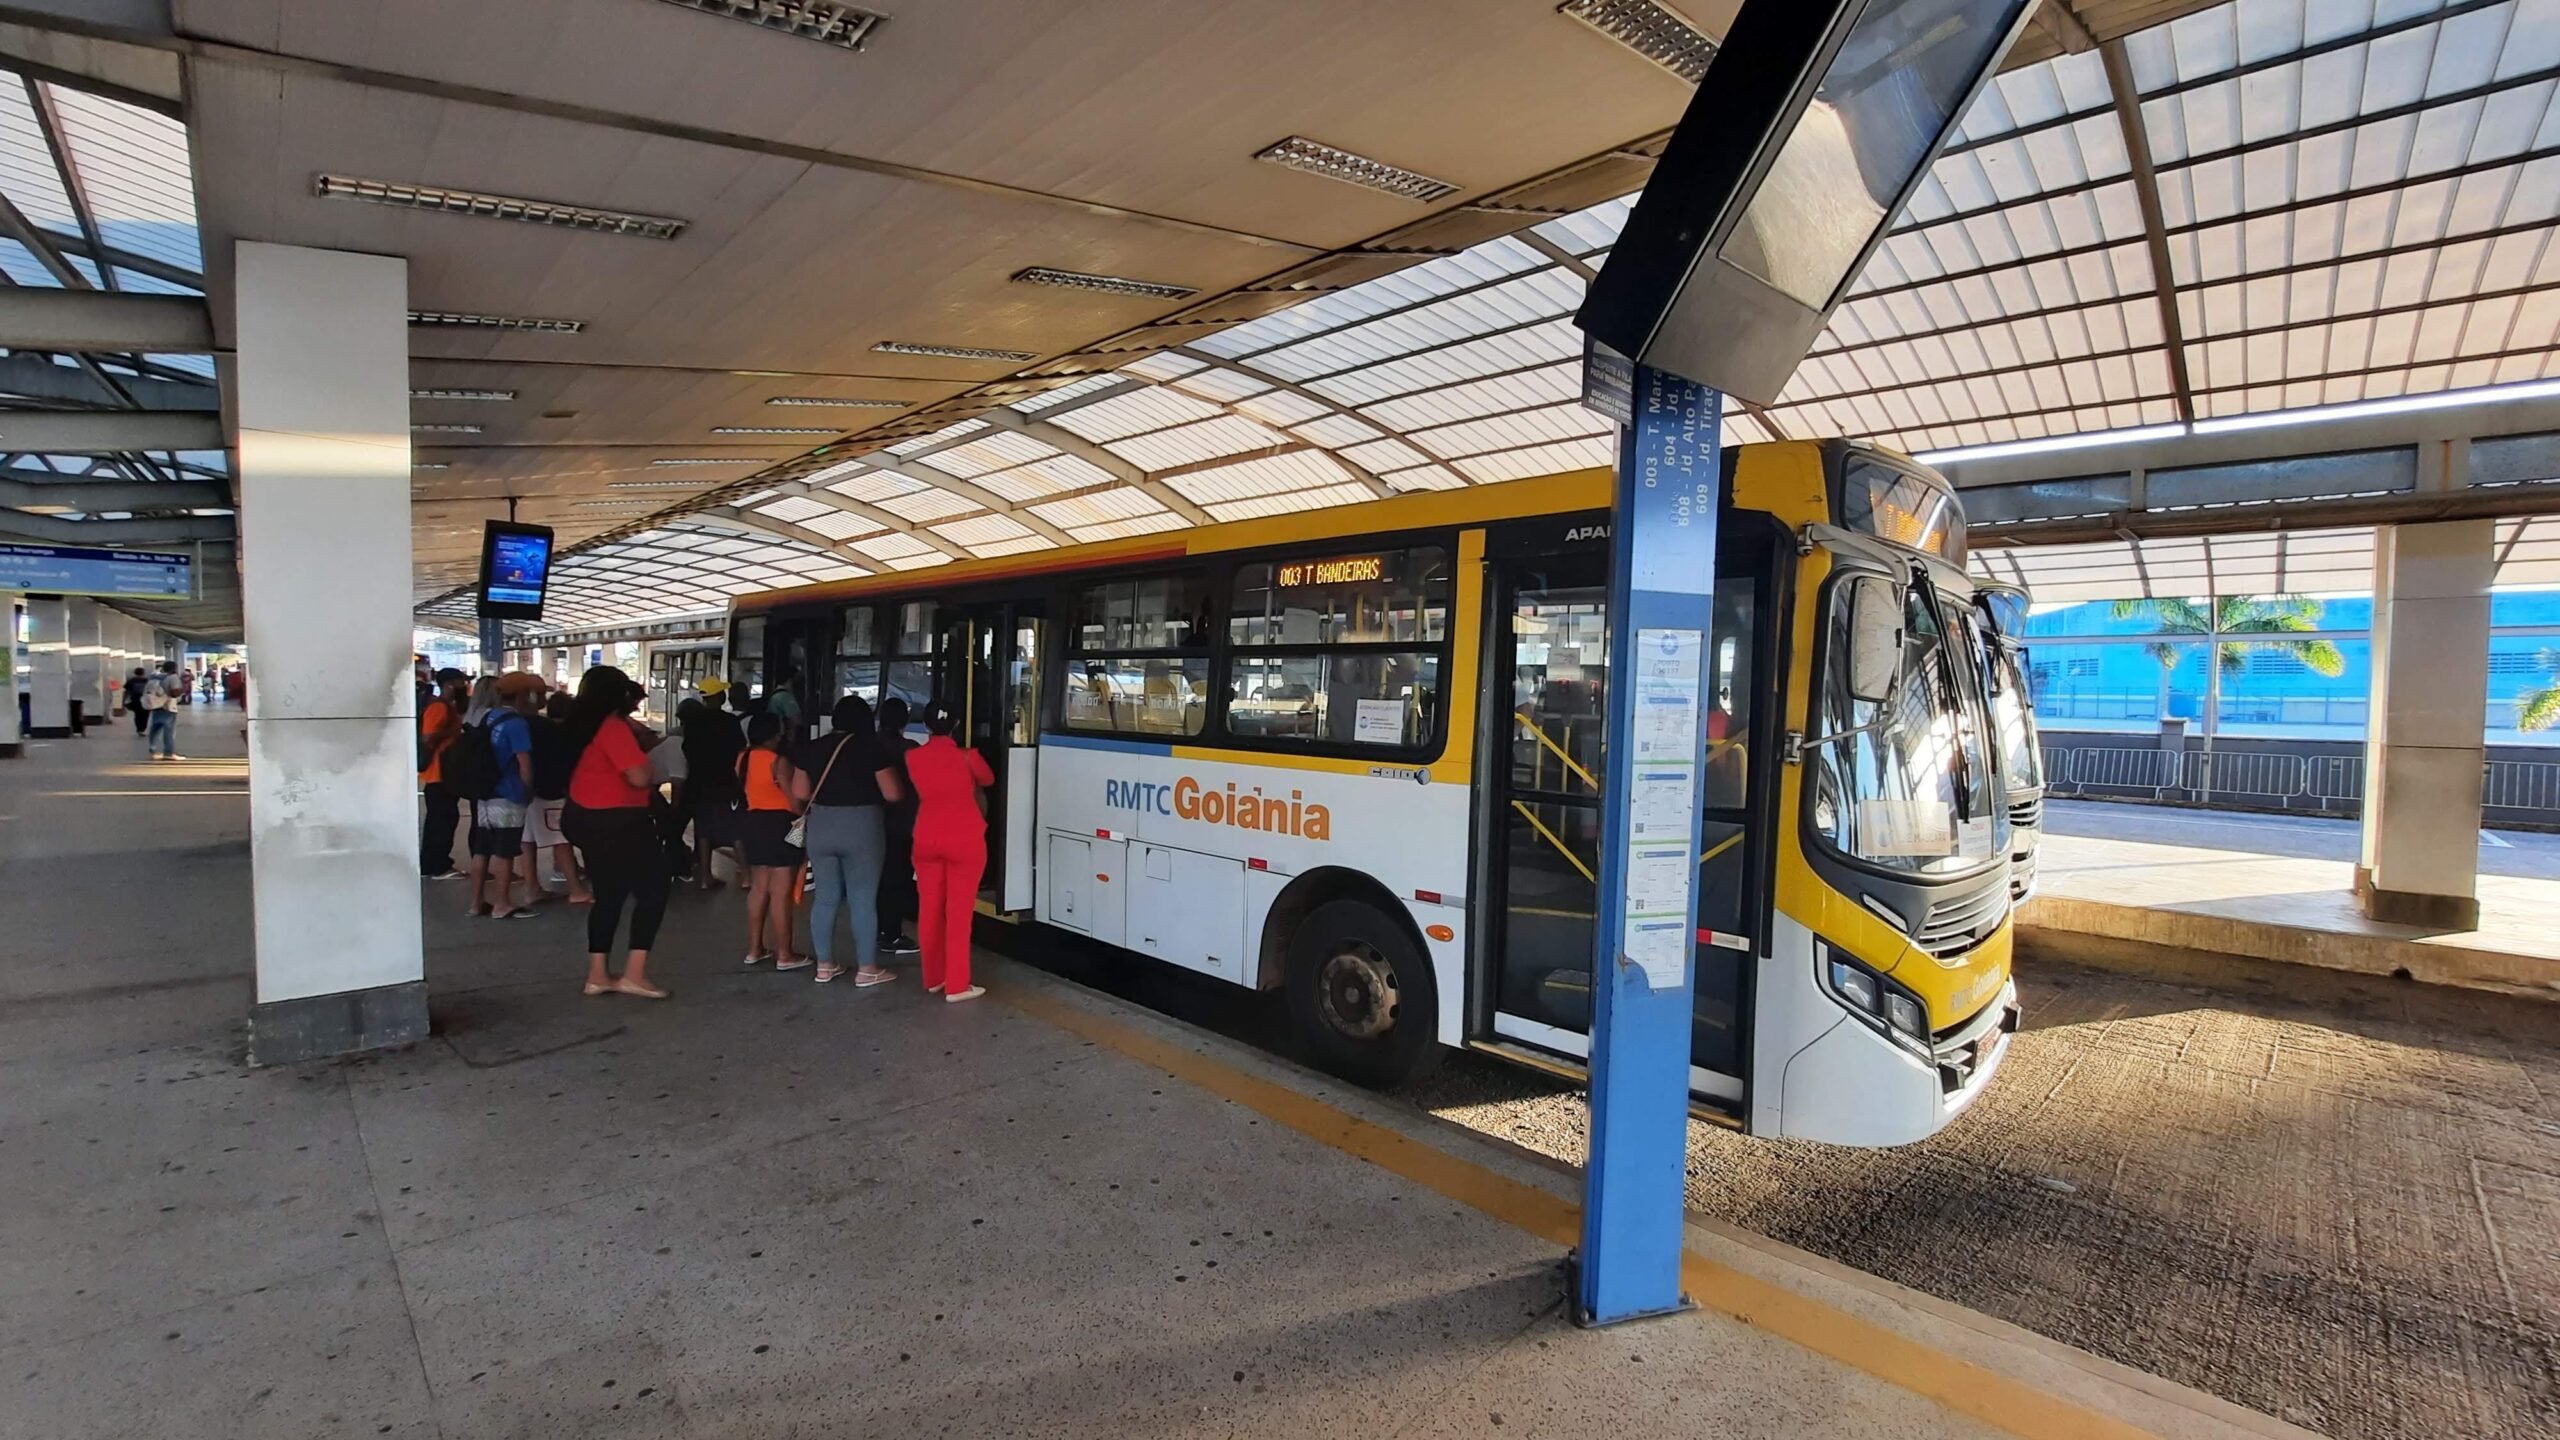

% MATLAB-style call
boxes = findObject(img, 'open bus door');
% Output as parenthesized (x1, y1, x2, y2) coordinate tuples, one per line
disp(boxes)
(1472, 516, 1780, 1117)
(930, 600, 1044, 910)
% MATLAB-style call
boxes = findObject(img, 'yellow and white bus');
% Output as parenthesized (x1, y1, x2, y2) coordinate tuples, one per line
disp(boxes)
(724, 439, 2020, 1146)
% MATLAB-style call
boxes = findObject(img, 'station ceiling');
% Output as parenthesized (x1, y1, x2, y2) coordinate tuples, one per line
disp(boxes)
(11, 0, 2560, 638)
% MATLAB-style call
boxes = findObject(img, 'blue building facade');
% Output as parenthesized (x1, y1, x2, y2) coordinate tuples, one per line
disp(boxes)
(2021, 592, 2560, 745)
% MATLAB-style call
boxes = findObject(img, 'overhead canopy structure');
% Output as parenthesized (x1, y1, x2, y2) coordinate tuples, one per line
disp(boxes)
(21, 0, 2560, 640)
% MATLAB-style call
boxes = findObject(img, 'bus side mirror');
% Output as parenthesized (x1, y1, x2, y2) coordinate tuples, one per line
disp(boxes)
(1847, 575, 1903, 704)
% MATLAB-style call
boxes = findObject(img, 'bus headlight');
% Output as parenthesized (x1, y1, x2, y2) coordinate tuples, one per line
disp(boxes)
(1820, 945, 1933, 1052)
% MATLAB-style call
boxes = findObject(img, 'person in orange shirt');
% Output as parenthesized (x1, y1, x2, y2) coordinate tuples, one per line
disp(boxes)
(735, 712, 806, 972)
(418, 667, 468, 879)
(905, 702, 995, 1003)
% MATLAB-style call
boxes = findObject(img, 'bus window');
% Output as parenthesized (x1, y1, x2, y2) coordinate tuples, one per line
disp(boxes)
(835, 604, 881, 704)
(1225, 547, 1448, 752)
(1706, 578, 1755, 810)
(886, 601, 934, 718)
(1229, 653, 1439, 746)
(1062, 573, 1210, 737)
(728, 615, 765, 698)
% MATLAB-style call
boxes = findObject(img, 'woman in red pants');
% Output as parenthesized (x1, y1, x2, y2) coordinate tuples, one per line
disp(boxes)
(906, 703, 995, 1002)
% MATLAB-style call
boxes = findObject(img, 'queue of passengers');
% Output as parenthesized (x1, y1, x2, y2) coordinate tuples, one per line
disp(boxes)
(416, 664, 990, 1006)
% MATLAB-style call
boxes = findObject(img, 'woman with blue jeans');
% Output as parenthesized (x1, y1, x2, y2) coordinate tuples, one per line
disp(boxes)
(791, 694, 908, 986)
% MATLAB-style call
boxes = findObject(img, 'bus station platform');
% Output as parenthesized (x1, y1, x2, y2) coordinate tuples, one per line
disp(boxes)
(2021, 802, 2560, 1000)
(0, 707, 2311, 1440)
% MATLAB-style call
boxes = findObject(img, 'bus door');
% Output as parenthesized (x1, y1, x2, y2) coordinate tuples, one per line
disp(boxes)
(762, 613, 826, 738)
(1477, 529, 1764, 1109)
(931, 601, 1044, 908)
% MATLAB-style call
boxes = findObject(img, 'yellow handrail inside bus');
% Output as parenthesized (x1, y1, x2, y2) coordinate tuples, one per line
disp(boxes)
(1510, 800, 1597, 883)
(1514, 711, 1598, 792)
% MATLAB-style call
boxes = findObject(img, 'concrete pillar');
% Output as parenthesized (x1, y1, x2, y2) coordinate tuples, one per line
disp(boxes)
(234, 241, 427, 1065)
(24, 595, 70, 736)
(2, 592, 24, 753)
(65, 597, 105, 730)
(2357, 520, 2494, 929)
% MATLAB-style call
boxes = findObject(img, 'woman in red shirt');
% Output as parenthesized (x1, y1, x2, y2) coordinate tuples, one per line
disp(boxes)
(906, 703, 996, 1002)
(561, 667, 669, 999)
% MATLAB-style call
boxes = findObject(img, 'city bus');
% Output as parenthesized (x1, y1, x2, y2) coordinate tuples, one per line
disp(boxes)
(723, 439, 2019, 1146)
(1978, 583, 2044, 901)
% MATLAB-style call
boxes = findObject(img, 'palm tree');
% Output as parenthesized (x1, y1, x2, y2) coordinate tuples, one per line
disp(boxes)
(2518, 650, 2560, 733)
(2109, 595, 2346, 751)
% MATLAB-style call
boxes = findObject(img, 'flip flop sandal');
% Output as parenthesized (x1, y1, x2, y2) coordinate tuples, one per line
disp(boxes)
(612, 979, 669, 1000)
(815, 963, 846, 984)
(853, 969, 897, 988)
(775, 957, 814, 972)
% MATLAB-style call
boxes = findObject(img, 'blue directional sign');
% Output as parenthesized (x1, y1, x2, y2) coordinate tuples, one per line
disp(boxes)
(0, 542, 193, 600)
(1579, 360, 1721, 1327)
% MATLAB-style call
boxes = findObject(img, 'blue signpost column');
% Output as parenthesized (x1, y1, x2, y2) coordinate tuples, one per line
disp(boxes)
(1577, 356, 1723, 1326)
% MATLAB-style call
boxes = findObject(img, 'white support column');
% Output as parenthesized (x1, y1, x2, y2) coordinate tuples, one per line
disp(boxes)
(2, 591, 25, 752)
(234, 241, 427, 1064)
(2358, 519, 2494, 929)
(24, 595, 70, 736)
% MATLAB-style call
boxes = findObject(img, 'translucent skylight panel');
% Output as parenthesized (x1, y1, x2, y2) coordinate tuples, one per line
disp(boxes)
(1067, 513, 1191, 543)
(1339, 437, 1437, 473)
(1200, 238, 1547, 360)
(1532, 197, 1631, 255)
(53, 86, 201, 273)
(1028, 486, 1167, 529)
(886, 419, 982, 454)
(827, 468, 925, 503)
(753, 495, 833, 524)
(917, 430, 1051, 479)
(875, 487, 977, 522)
(1247, 270, 1583, 382)
(1287, 413, 1387, 448)
(1013, 371, 1143, 410)
(1202, 482, 1377, 523)
(1050, 386, 1224, 442)
(1230, 388, 1333, 429)
(1313, 320, 1584, 407)
(967, 535, 1055, 558)
(1107, 414, 1287, 472)
(1409, 402, 1610, 462)
(1162, 451, 1350, 504)
(1171, 367, 1271, 405)
(801, 510, 877, 541)
(0, 82, 76, 235)
(1452, 437, 1614, 484)
(1381, 465, 1467, 492)
(932, 513, 1036, 547)
(850, 532, 935, 562)
(1363, 365, 1582, 433)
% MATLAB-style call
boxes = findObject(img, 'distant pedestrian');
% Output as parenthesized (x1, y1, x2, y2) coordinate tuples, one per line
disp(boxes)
(143, 661, 184, 760)
(418, 667, 468, 878)
(905, 702, 993, 1003)
(874, 695, 920, 958)
(735, 711, 806, 971)
(793, 694, 906, 986)
(124, 668, 149, 737)
(519, 688, 592, 905)
(561, 666, 668, 999)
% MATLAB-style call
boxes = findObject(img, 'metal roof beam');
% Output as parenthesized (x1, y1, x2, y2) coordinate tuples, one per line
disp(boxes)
(969, 405, 1214, 525)
(0, 287, 213, 352)
(0, 353, 215, 410)
(1163, 347, 1396, 497)
(0, 510, 228, 545)
(855, 456, 1075, 546)
(24, 76, 111, 291)
(0, 408, 221, 451)
(0, 470, 223, 510)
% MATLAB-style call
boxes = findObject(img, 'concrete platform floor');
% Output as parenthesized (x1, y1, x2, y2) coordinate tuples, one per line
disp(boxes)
(0, 706, 2295, 1440)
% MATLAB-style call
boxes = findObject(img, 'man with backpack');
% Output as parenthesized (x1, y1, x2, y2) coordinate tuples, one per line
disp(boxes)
(418, 667, 469, 878)
(142, 661, 184, 760)
(123, 668, 150, 738)
(451, 671, 541, 918)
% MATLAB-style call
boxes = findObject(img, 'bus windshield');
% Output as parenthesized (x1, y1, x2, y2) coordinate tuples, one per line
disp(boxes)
(1985, 638, 2041, 791)
(1807, 573, 2007, 876)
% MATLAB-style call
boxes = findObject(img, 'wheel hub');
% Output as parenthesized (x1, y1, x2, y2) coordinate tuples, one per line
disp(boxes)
(1317, 944, 1400, 1040)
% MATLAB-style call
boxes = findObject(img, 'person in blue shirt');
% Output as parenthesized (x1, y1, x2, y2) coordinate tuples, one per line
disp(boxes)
(467, 672, 544, 919)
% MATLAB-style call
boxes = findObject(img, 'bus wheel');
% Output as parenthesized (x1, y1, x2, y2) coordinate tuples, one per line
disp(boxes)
(1285, 899, 1437, 1089)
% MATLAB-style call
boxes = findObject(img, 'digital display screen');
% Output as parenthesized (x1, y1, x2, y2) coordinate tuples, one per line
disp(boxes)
(1721, 0, 2032, 309)
(1276, 554, 1386, 588)
(476, 521, 556, 619)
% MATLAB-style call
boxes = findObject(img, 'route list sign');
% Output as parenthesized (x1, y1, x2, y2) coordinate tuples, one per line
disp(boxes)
(0, 542, 192, 600)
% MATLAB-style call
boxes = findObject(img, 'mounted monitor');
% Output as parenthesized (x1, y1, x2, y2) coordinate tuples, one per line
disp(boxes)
(1577, 0, 2038, 405)
(475, 520, 555, 621)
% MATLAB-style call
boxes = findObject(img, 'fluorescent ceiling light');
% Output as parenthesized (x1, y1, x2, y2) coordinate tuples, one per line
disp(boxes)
(574, 499, 659, 509)
(410, 422, 484, 434)
(1915, 425, 2189, 466)
(608, 480, 713, 490)
(1012, 266, 1197, 300)
(1558, 0, 1719, 83)
(712, 425, 839, 434)
(2191, 378, 2560, 436)
(651, 457, 761, 466)
(873, 340, 1039, 363)
(409, 310, 585, 333)
(315, 174, 686, 240)
(766, 395, 907, 408)
(411, 388, 517, 402)
(1254, 136, 1458, 203)
(652, 0, 885, 51)
(413, 462, 452, 470)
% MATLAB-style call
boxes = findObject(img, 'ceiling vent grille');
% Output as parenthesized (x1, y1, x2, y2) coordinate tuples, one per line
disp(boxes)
(1012, 266, 1197, 300)
(653, 0, 886, 51)
(410, 388, 517, 402)
(1254, 136, 1457, 203)
(766, 395, 907, 408)
(712, 425, 839, 434)
(410, 310, 585, 333)
(1558, 0, 1718, 83)
(873, 340, 1039, 363)
(316, 175, 687, 240)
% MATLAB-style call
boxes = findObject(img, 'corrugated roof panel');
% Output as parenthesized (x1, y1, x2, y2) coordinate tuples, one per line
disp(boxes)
(1031, 486, 1169, 528)
(1163, 450, 1351, 504)
(1050, 386, 1225, 442)
(1108, 414, 1290, 472)
(875, 487, 978, 522)
(972, 453, 1113, 503)
(1202, 481, 1379, 523)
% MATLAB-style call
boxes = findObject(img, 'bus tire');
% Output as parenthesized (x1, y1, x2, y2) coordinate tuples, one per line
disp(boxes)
(1284, 899, 1438, 1089)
